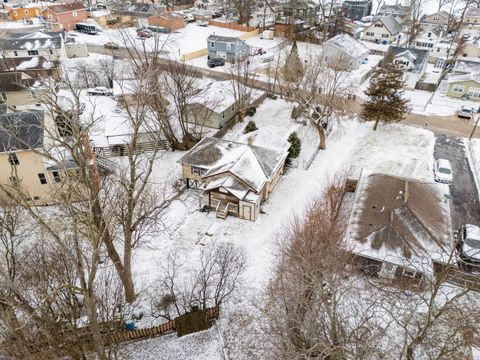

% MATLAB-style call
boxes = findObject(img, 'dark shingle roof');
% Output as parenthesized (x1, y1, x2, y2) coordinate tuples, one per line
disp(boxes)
(0, 111, 44, 152)
(387, 46, 429, 72)
(0, 31, 63, 51)
(47, 3, 86, 14)
(0, 72, 36, 92)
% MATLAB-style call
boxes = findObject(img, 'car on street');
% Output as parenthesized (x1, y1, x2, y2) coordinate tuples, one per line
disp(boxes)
(87, 86, 113, 96)
(458, 105, 476, 119)
(433, 158, 453, 184)
(456, 224, 480, 264)
(207, 58, 225, 68)
(104, 42, 119, 50)
(137, 29, 153, 39)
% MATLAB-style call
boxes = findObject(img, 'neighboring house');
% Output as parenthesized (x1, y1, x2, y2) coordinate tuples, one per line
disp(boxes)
(177, 136, 288, 221)
(387, 46, 428, 89)
(148, 13, 185, 30)
(414, 26, 443, 50)
(45, 3, 88, 31)
(461, 37, 480, 58)
(342, 0, 372, 21)
(421, 10, 451, 29)
(207, 35, 250, 61)
(274, 18, 305, 38)
(0, 56, 61, 81)
(4, 3, 44, 21)
(0, 72, 52, 107)
(111, 2, 163, 24)
(344, 171, 453, 285)
(453, 58, 480, 75)
(280, 1, 319, 28)
(378, 3, 409, 21)
(0, 31, 66, 60)
(362, 15, 402, 44)
(464, 7, 480, 25)
(446, 73, 480, 99)
(185, 80, 263, 129)
(0, 110, 66, 205)
(322, 34, 369, 70)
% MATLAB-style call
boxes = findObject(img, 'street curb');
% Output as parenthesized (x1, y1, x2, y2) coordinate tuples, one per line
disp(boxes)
(465, 139, 480, 202)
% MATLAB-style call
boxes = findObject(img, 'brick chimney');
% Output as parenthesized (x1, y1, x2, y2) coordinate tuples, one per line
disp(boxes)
(247, 137, 253, 146)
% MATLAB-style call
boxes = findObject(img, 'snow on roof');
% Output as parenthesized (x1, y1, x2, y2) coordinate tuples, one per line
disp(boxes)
(378, 15, 402, 34)
(206, 34, 244, 43)
(323, 34, 369, 59)
(238, 127, 290, 151)
(466, 8, 480, 17)
(204, 174, 250, 200)
(345, 171, 453, 273)
(1, 31, 62, 50)
(179, 137, 288, 193)
(447, 72, 480, 84)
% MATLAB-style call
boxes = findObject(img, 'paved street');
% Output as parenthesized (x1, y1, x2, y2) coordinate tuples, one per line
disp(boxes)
(434, 135, 480, 230)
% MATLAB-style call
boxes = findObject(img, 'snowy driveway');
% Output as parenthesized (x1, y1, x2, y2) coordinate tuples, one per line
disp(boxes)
(434, 135, 480, 230)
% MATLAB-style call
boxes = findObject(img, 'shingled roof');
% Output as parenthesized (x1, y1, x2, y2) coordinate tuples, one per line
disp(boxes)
(345, 172, 452, 273)
(0, 31, 63, 51)
(178, 137, 288, 193)
(0, 111, 44, 152)
(47, 3, 86, 14)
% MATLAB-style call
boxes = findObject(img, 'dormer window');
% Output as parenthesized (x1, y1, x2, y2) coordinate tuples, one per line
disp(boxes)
(210, 41, 215, 48)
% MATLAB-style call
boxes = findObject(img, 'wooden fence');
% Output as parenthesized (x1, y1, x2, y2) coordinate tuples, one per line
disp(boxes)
(105, 305, 220, 344)
(208, 20, 255, 32)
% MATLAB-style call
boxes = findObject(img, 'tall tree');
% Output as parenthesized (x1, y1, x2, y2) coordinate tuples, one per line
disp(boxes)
(360, 60, 410, 131)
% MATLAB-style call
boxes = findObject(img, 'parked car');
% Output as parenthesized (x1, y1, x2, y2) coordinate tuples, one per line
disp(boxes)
(75, 22, 98, 35)
(104, 42, 119, 50)
(458, 105, 474, 119)
(212, 11, 222, 19)
(87, 86, 113, 96)
(148, 25, 170, 34)
(137, 29, 153, 39)
(196, 20, 209, 27)
(456, 224, 480, 264)
(433, 158, 453, 184)
(207, 58, 225, 68)
(184, 13, 195, 22)
(259, 53, 274, 63)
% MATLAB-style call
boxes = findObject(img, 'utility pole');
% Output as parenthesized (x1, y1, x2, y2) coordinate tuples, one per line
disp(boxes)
(469, 109, 480, 140)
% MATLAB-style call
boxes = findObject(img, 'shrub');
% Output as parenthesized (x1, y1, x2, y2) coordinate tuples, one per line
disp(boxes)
(243, 120, 258, 134)
(287, 132, 301, 159)
(246, 106, 256, 116)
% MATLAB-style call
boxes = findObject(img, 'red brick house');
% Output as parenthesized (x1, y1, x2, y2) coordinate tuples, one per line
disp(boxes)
(148, 13, 185, 31)
(45, 3, 87, 31)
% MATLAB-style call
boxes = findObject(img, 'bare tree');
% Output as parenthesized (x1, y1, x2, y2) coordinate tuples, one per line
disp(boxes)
(227, 0, 256, 24)
(227, 60, 256, 122)
(286, 54, 354, 149)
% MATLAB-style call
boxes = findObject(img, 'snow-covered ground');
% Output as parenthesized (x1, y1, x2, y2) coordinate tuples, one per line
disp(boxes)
(69, 24, 245, 60)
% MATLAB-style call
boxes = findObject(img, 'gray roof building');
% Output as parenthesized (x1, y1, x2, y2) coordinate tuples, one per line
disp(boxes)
(0, 111, 44, 152)
(0, 31, 63, 51)
(387, 46, 429, 73)
(380, 15, 402, 34)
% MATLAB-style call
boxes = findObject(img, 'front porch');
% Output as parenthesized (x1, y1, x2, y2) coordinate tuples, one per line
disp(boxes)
(199, 192, 239, 220)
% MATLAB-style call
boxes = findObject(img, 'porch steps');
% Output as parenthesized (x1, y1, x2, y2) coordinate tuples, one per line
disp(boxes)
(216, 204, 228, 219)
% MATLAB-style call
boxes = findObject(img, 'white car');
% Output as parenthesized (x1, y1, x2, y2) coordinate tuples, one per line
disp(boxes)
(86, 86, 113, 96)
(458, 106, 474, 119)
(457, 224, 480, 264)
(433, 158, 453, 184)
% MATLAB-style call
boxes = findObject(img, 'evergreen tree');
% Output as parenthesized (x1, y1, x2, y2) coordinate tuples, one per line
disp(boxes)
(287, 132, 301, 158)
(282, 41, 304, 82)
(244, 120, 258, 134)
(360, 60, 410, 131)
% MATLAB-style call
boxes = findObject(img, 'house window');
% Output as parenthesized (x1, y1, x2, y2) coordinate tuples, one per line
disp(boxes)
(210, 41, 215, 48)
(366, 32, 374, 36)
(13, 51, 18, 57)
(9, 176, 19, 187)
(427, 32, 431, 38)
(226, 43, 232, 50)
(374, 23, 382, 27)
(382, 34, 389, 38)
(453, 84, 465, 93)
(468, 87, 480, 98)
(8, 153, 19, 165)
(38, 173, 47, 184)
(28, 50, 38, 56)
(191, 166, 207, 176)
(72, 11, 78, 17)
(402, 268, 416, 278)
(13, 11, 17, 16)
(52, 171, 61, 182)
(0, 93, 7, 101)
(49, 49, 54, 55)
(24, 10, 29, 15)
(433, 16, 439, 20)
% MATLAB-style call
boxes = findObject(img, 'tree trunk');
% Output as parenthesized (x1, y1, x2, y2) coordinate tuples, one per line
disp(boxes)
(373, 117, 380, 131)
(316, 125, 326, 150)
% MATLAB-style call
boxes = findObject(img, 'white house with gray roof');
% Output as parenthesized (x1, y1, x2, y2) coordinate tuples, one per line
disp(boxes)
(322, 34, 369, 69)
(362, 15, 402, 44)
(178, 136, 288, 221)
(0, 31, 66, 60)
(207, 34, 250, 61)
